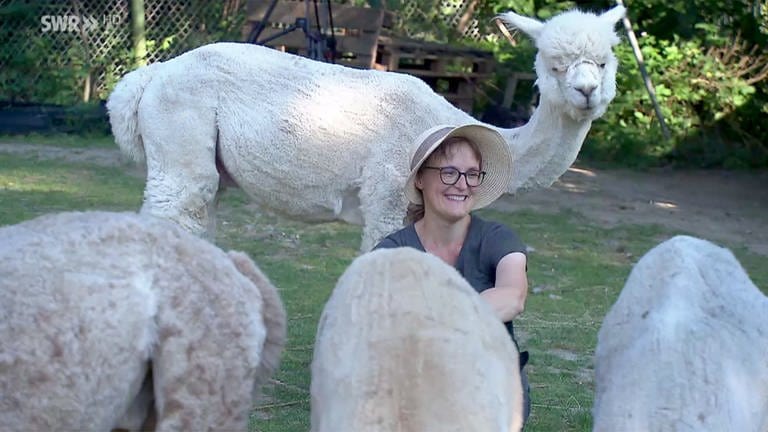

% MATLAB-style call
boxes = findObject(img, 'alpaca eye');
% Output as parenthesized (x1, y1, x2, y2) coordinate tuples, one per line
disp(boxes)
(599, 63, 606, 68)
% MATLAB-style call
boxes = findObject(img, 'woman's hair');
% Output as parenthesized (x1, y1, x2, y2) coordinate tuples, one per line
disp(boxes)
(403, 136, 482, 225)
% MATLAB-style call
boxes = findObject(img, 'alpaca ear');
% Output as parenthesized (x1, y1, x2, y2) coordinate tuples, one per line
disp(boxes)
(600, 5, 626, 27)
(495, 11, 544, 41)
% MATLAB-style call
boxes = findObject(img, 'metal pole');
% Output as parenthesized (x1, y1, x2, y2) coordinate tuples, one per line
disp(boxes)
(247, 0, 280, 43)
(616, 0, 670, 139)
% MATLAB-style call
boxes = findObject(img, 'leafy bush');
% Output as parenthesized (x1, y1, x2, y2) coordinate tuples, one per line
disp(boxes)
(586, 24, 767, 167)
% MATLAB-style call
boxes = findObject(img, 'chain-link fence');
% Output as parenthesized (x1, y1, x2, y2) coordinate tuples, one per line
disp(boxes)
(0, 0, 247, 105)
(0, 0, 491, 105)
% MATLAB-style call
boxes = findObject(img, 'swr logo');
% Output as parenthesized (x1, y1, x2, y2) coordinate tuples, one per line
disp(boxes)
(40, 15, 100, 32)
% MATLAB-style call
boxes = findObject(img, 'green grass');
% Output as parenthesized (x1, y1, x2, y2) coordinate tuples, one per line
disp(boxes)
(0, 152, 143, 222)
(0, 132, 115, 148)
(1, 136, 766, 432)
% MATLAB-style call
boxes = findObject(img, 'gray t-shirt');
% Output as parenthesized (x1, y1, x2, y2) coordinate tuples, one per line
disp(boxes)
(373, 214, 527, 343)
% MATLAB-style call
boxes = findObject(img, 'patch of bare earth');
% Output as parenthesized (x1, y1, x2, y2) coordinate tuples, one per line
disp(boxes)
(0, 142, 146, 177)
(491, 165, 768, 256)
(3, 142, 765, 255)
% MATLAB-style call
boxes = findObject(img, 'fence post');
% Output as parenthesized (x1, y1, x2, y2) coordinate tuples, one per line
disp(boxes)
(131, 0, 147, 67)
(616, 0, 670, 139)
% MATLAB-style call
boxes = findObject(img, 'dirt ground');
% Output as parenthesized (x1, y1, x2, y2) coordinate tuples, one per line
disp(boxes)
(3, 142, 766, 256)
(493, 165, 768, 256)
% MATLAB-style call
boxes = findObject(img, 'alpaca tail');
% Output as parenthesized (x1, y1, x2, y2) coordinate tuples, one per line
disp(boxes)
(106, 63, 160, 163)
(228, 251, 287, 392)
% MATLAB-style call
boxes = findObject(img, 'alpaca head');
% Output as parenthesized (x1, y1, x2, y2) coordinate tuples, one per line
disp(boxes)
(497, 6, 626, 121)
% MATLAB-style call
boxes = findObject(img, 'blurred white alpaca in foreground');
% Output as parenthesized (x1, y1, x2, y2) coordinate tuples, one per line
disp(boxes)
(107, 6, 626, 251)
(593, 235, 768, 432)
(310, 247, 523, 432)
(0, 211, 286, 432)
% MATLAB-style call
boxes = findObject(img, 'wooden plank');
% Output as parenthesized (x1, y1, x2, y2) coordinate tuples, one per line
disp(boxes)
(335, 34, 379, 58)
(502, 72, 537, 108)
(455, 81, 475, 97)
(244, 1, 388, 67)
(246, 1, 307, 26)
(256, 28, 315, 49)
(336, 54, 374, 69)
(250, 28, 378, 67)
(389, 68, 492, 79)
(326, 6, 387, 30)
(443, 95, 475, 112)
(380, 50, 494, 66)
(246, 1, 388, 32)
(377, 34, 494, 58)
(376, 44, 495, 74)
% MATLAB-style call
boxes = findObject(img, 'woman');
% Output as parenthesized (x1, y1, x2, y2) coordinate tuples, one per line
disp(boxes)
(374, 124, 531, 421)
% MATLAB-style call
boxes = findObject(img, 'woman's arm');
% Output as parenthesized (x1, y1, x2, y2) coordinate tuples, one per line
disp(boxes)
(480, 252, 529, 322)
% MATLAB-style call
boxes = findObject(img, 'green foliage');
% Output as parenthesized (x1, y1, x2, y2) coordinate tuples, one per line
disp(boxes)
(0, 1, 134, 104)
(0, 1, 244, 105)
(482, 0, 578, 18)
(3, 0, 767, 167)
(142, 1, 247, 64)
(471, 0, 768, 168)
(586, 24, 767, 167)
(624, 0, 768, 44)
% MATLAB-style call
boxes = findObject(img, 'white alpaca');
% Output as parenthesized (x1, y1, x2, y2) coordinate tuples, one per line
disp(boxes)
(593, 235, 768, 432)
(310, 247, 523, 432)
(107, 6, 625, 251)
(0, 211, 286, 432)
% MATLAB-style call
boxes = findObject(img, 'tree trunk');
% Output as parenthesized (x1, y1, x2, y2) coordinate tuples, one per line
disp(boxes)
(71, 0, 92, 102)
(132, 0, 147, 67)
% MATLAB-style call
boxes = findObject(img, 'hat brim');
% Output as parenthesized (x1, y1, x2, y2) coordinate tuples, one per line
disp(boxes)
(404, 124, 513, 210)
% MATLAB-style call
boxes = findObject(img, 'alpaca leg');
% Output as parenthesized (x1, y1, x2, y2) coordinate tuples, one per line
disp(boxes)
(358, 165, 408, 252)
(150, 283, 264, 431)
(151, 327, 259, 431)
(137, 101, 219, 238)
(521, 367, 531, 423)
(114, 368, 154, 432)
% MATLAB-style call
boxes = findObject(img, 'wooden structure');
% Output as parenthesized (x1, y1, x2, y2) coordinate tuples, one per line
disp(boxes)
(243, 0, 495, 114)
(244, 0, 394, 69)
(374, 34, 494, 113)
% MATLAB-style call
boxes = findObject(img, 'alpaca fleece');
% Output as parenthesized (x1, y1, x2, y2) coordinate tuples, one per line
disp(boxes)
(311, 247, 523, 432)
(593, 235, 768, 432)
(0, 211, 286, 432)
(106, 6, 625, 252)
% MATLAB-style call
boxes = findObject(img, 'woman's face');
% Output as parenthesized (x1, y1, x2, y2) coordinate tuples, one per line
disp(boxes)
(416, 141, 480, 223)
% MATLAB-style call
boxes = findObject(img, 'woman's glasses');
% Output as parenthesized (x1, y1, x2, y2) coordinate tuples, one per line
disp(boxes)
(422, 166, 486, 187)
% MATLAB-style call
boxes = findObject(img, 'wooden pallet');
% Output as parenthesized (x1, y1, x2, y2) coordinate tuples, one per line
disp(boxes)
(375, 34, 495, 112)
(243, 0, 393, 69)
(243, 1, 495, 113)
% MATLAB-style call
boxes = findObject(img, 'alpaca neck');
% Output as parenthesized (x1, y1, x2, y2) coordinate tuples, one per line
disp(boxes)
(501, 98, 593, 193)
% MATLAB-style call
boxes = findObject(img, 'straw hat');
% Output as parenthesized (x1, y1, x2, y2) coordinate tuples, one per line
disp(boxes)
(404, 124, 513, 210)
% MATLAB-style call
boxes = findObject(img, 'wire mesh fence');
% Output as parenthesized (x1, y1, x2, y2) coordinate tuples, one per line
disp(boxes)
(0, 0, 248, 105)
(394, 0, 486, 41)
(0, 0, 490, 105)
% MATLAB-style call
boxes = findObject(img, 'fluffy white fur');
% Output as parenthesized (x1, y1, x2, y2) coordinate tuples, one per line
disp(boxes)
(107, 6, 625, 251)
(593, 235, 768, 432)
(310, 247, 523, 432)
(0, 211, 287, 432)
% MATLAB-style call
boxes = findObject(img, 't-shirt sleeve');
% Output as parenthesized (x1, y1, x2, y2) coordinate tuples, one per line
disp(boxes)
(373, 236, 400, 250)
(482, 222, 527, 268)
(372, 225, 420, 251)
